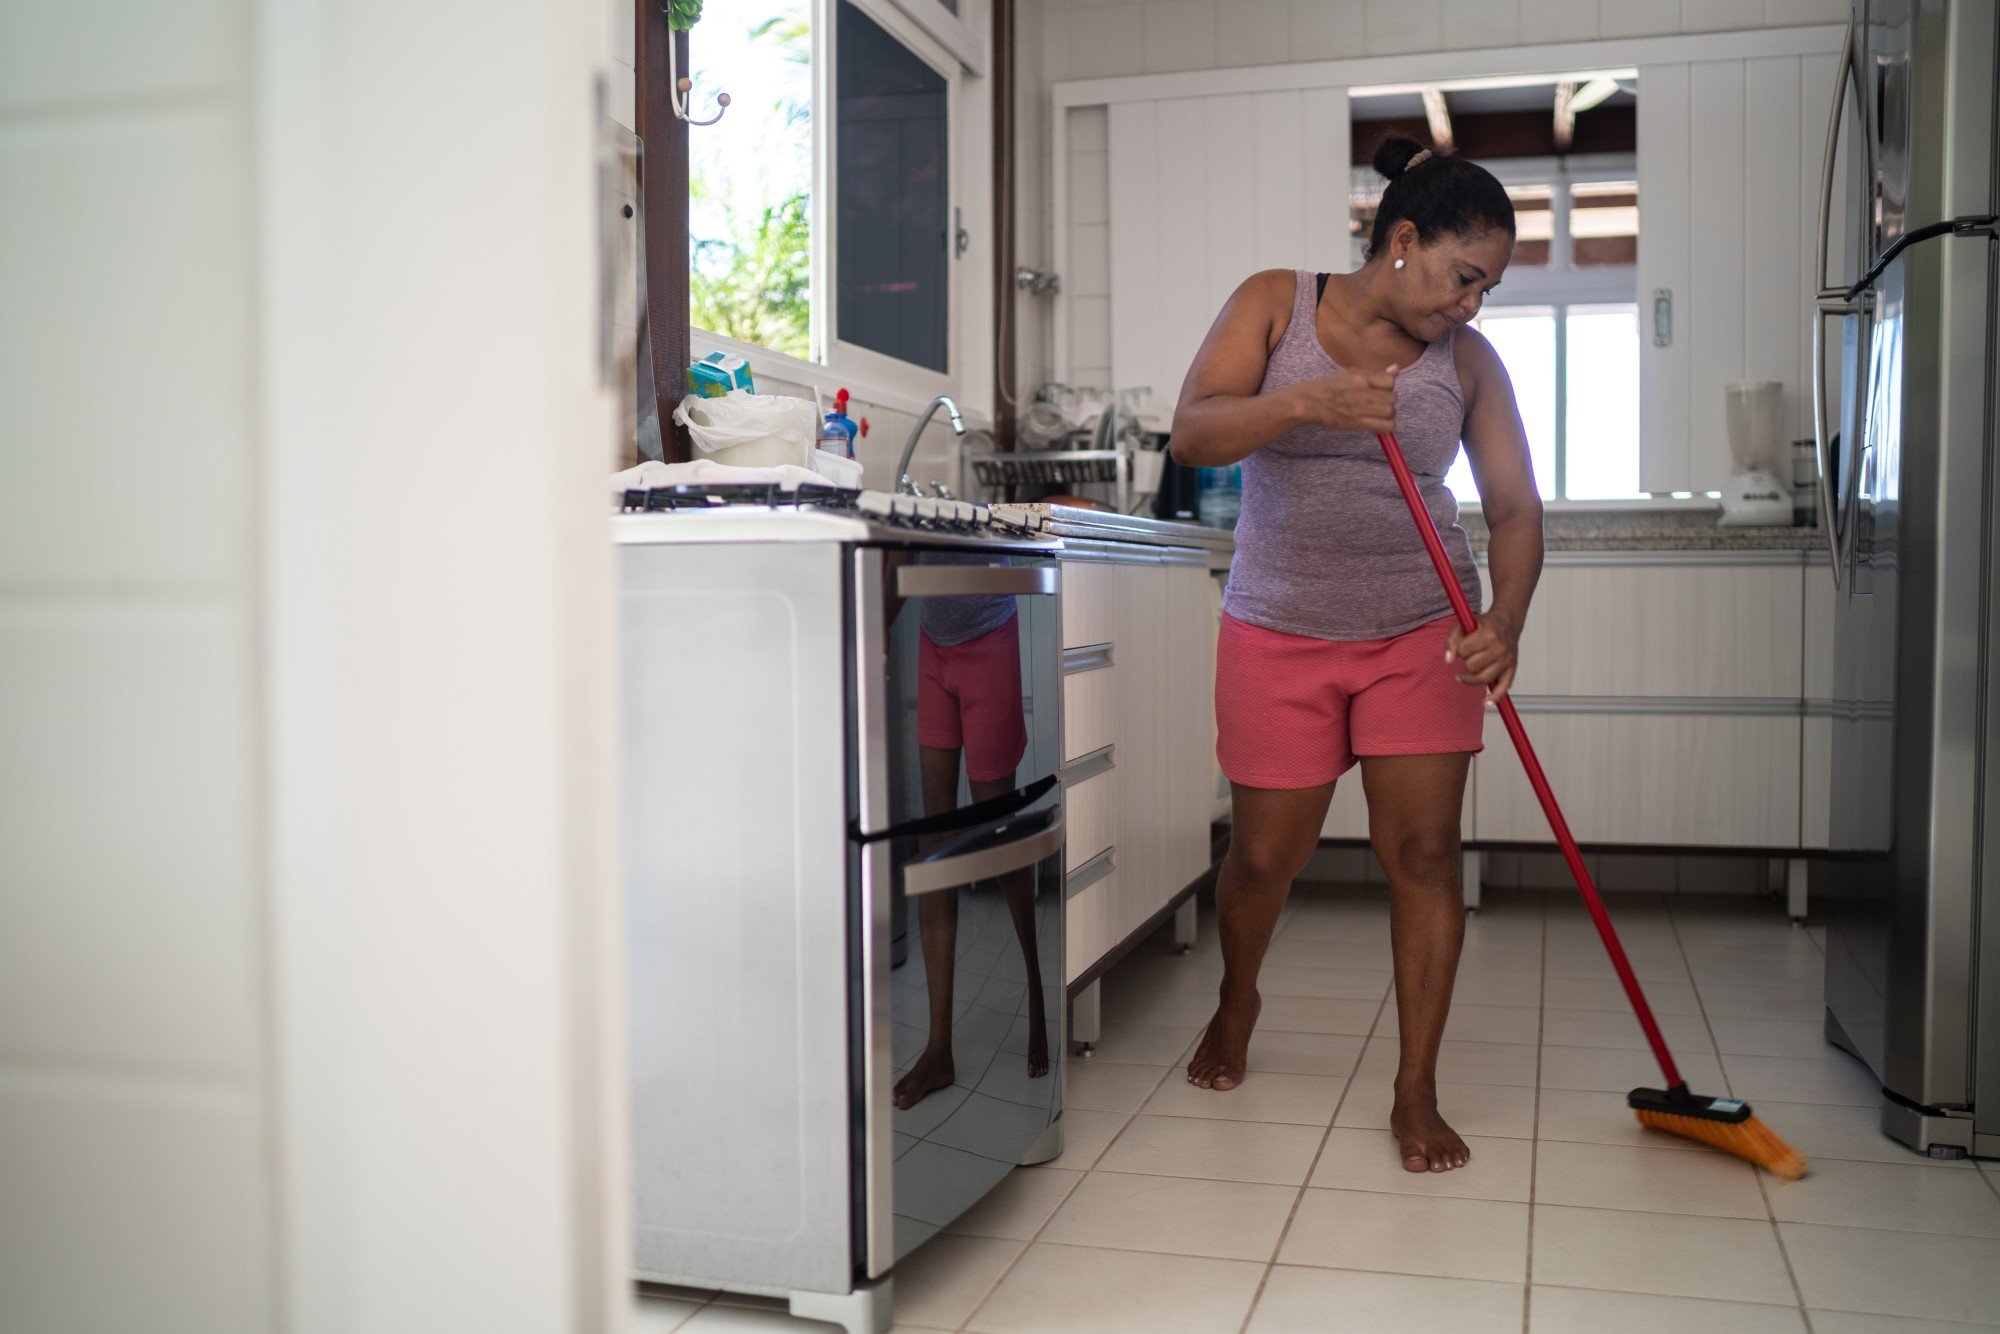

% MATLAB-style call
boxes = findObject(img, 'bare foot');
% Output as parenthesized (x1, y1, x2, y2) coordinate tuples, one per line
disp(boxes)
(1390, 1083, 1470, 1172)
(1186, 991, 1261, 1090)
(893, 1048, 955, 1110)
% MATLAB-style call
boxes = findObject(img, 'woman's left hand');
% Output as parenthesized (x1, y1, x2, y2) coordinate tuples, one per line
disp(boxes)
(1446, 610, 1521, 703)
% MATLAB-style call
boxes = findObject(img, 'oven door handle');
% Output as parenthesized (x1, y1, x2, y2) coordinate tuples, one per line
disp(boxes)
(852, 773, 1059, 844)
(895, 565, 1059, 597)
(902, 807, 1065, 897)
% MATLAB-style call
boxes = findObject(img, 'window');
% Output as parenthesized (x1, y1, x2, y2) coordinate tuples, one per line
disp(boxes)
(687, 0, 969, 393)
(835, 1, 950, 373)
(1438, 163, 1643, 503)
(688, 4, 814, 359)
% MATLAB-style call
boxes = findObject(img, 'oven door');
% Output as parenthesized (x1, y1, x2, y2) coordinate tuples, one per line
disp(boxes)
(848, 547, 1065, 1275)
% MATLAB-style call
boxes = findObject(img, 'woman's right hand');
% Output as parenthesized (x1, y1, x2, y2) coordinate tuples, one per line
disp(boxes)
(1289, 365, 1400, 435)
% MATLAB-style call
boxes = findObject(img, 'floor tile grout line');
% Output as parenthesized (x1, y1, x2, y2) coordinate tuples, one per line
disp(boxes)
(952, 1060, 1174, 1333)
(1670, 891, 1817, 1330)
(1232, 947, 1398, 1334)
(1522, 887, 1551, 1333)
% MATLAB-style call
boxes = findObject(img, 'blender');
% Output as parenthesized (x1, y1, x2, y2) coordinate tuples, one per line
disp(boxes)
(1718, 380, 1795, 526)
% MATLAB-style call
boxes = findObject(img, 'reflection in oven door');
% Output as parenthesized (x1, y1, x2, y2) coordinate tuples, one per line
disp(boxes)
(854, 547, 1066, 1263)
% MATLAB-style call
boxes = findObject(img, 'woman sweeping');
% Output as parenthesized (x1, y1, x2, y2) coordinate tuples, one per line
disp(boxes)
(1169, 137, 1545, 1173)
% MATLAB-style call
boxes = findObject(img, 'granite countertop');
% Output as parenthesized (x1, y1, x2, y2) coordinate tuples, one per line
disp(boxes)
(1462, 507, 1825, 553)
(999, 501, 1822, 557)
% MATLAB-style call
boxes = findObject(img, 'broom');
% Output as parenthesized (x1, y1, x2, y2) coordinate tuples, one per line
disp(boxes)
(1372, 428, 1807, 1181)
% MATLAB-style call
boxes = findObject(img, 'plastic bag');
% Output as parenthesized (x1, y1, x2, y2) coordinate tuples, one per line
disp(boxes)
(672, 392, 818, 470)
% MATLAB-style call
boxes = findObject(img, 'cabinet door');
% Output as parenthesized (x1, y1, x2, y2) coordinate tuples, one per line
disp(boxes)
(1637, 49, 1845, 493)
(1473, 712, 1801, 847)
(1155, 565, 1214, 884)
(1063, 664, 1118, 763)
(1064, 868, 1117, 987)
(1102, 89, 1349, 413)
(1501, 562, 1805, 698)
(1108, 561, 1168, 942)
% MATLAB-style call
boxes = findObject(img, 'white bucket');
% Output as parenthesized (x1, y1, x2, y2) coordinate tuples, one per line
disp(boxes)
(673, 393, 818, 471)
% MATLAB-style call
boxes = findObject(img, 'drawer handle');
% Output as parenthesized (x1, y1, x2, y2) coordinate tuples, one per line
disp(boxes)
(1065, 846, 1115, 900)
(1060, 744, 1115, 786)
(1063, 643, 1114, 674)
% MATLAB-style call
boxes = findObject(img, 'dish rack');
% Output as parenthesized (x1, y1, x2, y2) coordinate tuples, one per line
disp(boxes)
(966, 449, 1131, 511)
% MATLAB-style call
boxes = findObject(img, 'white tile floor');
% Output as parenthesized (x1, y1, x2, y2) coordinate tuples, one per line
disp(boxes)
(635, 883, 2000, 1333)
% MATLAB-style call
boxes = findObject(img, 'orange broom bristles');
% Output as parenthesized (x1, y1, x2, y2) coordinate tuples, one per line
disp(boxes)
(1633, 1108, 1808, 1179)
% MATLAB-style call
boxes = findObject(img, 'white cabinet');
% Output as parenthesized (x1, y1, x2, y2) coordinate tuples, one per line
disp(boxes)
(1468, 553, 1811, 851)
(1061, 549, 1217, 984)
(1101, 90, 1350, 416)
(1508, 563, 1802, 698)
(1473, 712, 1803, 847)
(1637, 45, 1848, 493)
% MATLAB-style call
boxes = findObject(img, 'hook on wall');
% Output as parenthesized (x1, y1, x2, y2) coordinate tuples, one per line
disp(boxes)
(664, 4, 729, 126)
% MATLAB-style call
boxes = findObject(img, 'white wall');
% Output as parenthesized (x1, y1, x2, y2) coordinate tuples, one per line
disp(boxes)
(1, 2, 625, 1329)
(1036, 0, 1849, 391)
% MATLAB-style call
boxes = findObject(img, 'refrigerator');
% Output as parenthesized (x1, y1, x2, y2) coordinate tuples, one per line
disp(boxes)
(1813, 0, 1999, 1159)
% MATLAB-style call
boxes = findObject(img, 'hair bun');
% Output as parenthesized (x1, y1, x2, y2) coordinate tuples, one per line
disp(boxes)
(1372, 135, 1431, 181)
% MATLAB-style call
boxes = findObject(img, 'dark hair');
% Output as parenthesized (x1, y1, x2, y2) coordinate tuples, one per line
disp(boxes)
(1364, 136, 1515, 261)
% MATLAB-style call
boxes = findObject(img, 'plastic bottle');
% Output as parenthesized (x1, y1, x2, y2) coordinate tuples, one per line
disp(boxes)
(818, 388, 858, 459)
(1197, 463, 1242, 529)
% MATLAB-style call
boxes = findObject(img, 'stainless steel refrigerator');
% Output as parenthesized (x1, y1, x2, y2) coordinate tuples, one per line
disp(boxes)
(1812, 0, 1999, 1159)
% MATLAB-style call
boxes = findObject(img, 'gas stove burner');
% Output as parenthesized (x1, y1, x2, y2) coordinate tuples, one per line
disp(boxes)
(619, 482, 862, 512)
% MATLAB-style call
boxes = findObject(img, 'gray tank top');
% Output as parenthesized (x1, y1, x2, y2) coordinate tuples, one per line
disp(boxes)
(1222, 269, 1484, 641)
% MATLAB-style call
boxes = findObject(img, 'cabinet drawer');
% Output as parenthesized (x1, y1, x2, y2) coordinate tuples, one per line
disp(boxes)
(1061, 560, 1117, 648)
(1472, 711, 1800, 848)
(1487, 563, 1805, 698)
(1063, 758, 1117, 869)
(1062, 664, 1118, 762)
(1064, 867, 1118, 986)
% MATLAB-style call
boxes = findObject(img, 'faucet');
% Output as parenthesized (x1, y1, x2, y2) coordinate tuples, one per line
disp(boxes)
(896, 395, 965, 496)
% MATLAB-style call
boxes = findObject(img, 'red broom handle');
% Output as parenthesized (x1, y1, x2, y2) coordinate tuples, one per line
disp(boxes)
(1373, 431, 1684, 1090)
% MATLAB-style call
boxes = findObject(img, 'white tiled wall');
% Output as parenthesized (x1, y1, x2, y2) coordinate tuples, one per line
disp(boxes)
(734, 363, 979, 493)
(1037, 0, 1849, 387)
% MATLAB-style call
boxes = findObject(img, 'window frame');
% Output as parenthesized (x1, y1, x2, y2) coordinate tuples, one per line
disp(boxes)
(688, 0, 993, 419)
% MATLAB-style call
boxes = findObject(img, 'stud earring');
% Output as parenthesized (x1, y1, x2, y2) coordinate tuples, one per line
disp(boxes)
(1394, 258, 1405, 270)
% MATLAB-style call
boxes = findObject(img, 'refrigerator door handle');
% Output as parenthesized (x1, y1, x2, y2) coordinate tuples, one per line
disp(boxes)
(1810, 15, 1869, 587)
(1812, 296, 1870, 586)
(1815, 15, 1873, 300)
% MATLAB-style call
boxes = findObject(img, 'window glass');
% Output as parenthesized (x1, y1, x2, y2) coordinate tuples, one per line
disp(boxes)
(1572, 181, 1638, 267)
(688, 4, 813, 357)
(1564, 304, 1644, 498)
(836, 0, 950, 372)
(1446, 307, 1558, 502)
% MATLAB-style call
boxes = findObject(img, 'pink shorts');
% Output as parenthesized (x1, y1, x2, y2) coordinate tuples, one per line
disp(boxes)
(1216, 612, 1486, 789)
(917, 620, 1027, 782)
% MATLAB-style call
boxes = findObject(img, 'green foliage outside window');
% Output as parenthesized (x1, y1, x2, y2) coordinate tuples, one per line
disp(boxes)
(689, 178, 810, 358)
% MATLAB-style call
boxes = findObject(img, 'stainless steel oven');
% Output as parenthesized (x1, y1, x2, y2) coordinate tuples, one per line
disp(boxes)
(849, 547, 1066, 1271)
(619, 493, 1066, 1334)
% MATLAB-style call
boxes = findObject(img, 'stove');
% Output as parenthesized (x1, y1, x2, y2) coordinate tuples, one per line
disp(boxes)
(619, 478, 1068, 1332)
(614, 483, 1056, 548)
